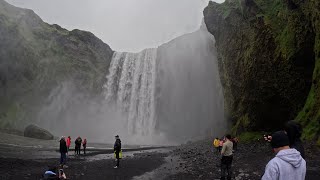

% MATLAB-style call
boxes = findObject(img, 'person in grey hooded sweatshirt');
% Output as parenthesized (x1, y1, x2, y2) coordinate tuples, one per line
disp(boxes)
(262, 131, 306, 180)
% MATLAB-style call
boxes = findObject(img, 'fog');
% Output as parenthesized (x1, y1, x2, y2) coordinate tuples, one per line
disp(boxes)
(97, 22, 225, 144)
(155, 22, 225, 142)
(6, 0, 224, 52)
(3, 0, 227, 145)
(37, 23, 226, 145)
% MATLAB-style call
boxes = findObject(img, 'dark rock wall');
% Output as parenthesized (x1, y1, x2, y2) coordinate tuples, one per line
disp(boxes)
(204, 0, 319, 137)
(0, 0, 113, 128)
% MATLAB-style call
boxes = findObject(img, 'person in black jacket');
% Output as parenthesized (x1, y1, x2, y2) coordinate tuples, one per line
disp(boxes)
(59, 137, 68, 165)
(75, 137, 82, 155)
(284, 120, 305, 158)
(114, 135, 121, 168)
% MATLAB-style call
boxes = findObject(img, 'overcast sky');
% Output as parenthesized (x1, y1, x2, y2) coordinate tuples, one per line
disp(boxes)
(6, 0, 224, 52)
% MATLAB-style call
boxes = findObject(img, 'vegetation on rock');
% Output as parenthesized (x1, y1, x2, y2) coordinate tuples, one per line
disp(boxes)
(204, 0, 319, 140)
(0, 0, 113, 129)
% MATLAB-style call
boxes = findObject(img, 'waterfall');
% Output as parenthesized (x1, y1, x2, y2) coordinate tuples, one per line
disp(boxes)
(104, 49, 157, 136)
(104, 26, 225, 143)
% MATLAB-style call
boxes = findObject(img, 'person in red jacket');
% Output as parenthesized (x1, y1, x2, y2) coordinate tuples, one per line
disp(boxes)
(66, 136, 71, 152)
(219, 138, 224, 152)
(82, 139, 87, 154)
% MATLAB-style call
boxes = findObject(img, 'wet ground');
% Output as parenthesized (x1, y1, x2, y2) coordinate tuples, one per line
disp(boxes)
(0, 132, 319, 180)
(167, 139, 320, 180)
(0, 132, 174, 180)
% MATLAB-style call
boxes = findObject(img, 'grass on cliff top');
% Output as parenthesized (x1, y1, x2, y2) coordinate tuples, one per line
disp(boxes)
(238, 132, 263, 143)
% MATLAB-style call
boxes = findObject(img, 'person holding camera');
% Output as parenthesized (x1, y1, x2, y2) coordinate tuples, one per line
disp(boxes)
(262, 131, 306, 180)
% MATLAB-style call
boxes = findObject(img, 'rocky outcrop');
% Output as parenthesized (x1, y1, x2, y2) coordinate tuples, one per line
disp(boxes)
(24, 124, 54, 140)
(204, 0, 320, 139)
(0, 0, 113, 129)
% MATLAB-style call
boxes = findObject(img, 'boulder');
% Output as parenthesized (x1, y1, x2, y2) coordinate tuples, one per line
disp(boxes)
(24, 124, 54, 140)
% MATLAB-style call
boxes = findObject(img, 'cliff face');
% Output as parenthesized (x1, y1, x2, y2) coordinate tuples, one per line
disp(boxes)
(0, 0, 113, 129)
(204, 0, 320, 139)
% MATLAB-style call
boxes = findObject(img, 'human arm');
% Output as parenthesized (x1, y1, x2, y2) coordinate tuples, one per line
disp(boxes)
(261, 160, 279, 180)
(221, 143, 226, 155)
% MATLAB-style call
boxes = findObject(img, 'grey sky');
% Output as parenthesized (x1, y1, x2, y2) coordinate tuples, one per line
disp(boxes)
(6, 0, 224, 52)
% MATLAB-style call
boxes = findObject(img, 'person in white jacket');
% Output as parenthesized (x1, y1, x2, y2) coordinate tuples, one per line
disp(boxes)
(262, 131, 306, 180)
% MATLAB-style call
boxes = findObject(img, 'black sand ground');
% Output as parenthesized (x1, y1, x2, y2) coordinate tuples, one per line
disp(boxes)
(0, 152, 167, 180)
(0, 132, 319, 180)
(167, 139, 320, 180)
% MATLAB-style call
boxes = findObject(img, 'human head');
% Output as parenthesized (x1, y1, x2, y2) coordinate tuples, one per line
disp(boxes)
(68, 136, 70, 139)
(115, 135, 119, 140)
(61, 136, 65, 140)
(284, 120, 302, 145)
(225, 134, 231, 140)
(271, 131, 290, 153)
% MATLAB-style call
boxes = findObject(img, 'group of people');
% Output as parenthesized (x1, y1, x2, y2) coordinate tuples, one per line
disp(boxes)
(262, 120, 306, 180)
(54, 120, 306, 179)
(213, 136, 238, 153)
(214, 120, 306, 180)
(44, 135, 121, 179)
(59, 135, 121, 167)
(59, 136, 87, 166)
(73, 136, 87, 155)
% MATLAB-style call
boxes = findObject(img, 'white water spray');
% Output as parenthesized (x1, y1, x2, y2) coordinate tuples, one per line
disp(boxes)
(105, 49, 157, 136)
(104, 24, 225, 143)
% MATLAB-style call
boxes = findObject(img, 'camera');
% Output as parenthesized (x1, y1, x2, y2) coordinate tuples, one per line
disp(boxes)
(263, 134, 272, 142)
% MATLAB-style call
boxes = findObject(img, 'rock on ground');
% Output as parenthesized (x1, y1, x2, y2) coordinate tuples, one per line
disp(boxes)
(24, 124, 54, 140)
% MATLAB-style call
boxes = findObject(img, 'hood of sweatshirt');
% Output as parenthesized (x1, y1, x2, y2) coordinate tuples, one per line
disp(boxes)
(276, 148, 303, 168)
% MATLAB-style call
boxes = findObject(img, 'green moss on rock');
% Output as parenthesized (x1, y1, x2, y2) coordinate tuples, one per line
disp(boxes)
(204, 0, 318, 138)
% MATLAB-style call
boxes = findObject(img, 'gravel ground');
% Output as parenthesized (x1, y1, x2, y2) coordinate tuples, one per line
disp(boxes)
(166, 139, 320, 180)
(0, 131, 319, 180)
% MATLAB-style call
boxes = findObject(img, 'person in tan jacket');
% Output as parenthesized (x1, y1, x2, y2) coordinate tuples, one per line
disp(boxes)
(220, 134, 233, 180)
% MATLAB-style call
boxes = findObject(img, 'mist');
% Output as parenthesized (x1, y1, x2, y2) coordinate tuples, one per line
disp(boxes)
(6, 0, 225, 52)
(2, 0, 227, 145)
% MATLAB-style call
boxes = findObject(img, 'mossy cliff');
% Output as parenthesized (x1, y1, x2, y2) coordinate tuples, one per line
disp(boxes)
(204, 0, 320, 139)
(0, 0, 113, 128)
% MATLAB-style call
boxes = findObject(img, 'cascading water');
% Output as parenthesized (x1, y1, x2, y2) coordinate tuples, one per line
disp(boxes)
(104, 23, 225, 143)
(104, 49, 157, 136)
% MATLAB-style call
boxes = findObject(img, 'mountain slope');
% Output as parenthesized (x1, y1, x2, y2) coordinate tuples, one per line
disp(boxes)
(0, 0, 113, 129)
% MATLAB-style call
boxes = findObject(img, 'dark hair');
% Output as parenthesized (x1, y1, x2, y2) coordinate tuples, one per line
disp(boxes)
(225, 134, 231, 139)
(284, 120, 302, 145)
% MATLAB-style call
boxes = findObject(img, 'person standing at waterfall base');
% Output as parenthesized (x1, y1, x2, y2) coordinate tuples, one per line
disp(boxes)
(82, 138, 87, 154)
(220, 134, 233, 180)
(218, 138, 224, 153)
(213, 137, 220, 153)
(114, 135, 122, 168)
(66, 136, 71, 152)
(59, 136, 68, 166)
(262, 131, 306, 180)
(75, 136, 82, 155)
